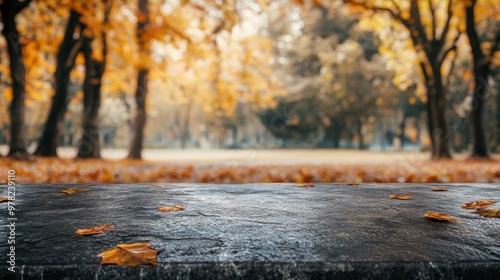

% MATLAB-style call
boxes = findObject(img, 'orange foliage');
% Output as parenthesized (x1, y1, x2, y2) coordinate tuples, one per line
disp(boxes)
(3, 158, 500, 184)
(97, 242, 159, 267)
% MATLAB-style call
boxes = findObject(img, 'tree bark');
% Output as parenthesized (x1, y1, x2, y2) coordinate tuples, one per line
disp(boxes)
(1, 0, 32, 160)
(128, 69, 148, 158)
(427, 66, 452, 159)
(128, 0, 149, 159)
(35, 11, 83, 157)
(465, 0, 496, 159)
(76, 2, 110, 158)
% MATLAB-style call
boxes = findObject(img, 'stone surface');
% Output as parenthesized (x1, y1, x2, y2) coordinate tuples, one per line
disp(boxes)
(1, 183, 499, 279)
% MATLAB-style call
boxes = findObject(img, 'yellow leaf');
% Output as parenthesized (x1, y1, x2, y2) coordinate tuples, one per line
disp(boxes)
(472, 209, 500, 218)
(424, 212, 460, 222)
(75, 224, 115, 236)
(461, 200, 496, 210)
(432, 188, 448, 191)
(60, 188, 90, 195)
(97, 242, 159, 267)
(296, 183, 314, 188)
(389, 194, 413, 200)
(0, 197, 10, 203)
(156, 205, 186, 212)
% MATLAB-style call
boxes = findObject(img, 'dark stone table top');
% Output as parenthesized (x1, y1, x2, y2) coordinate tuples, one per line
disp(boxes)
(1, 183, 499, 279)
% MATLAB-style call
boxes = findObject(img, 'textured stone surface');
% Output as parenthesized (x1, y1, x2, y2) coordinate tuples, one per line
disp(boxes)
(1, 183, 499, 279)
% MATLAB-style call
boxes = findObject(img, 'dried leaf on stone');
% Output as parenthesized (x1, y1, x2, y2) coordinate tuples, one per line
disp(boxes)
(0, 197, 9, 203)
(461, 200, 496, 210)
(156, 205, 186, 212)
(296, 183, 314, 188)
(97, 242, 159, 267)
(471, 209, 500, 218)
(389, 194, 413, 200)
(347, 181, 360, 185)
(60, 188, 90, 195)
(432, 187, 448, 191)
(75, 224, 115, 236)
(424, 212, 459, 222)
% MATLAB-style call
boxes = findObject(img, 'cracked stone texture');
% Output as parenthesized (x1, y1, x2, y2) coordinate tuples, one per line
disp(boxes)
(1, 183, 499, 279)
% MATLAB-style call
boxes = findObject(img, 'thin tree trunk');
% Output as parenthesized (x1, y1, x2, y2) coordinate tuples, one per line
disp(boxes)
(128, 0, 149, 159)
(1, 0, 32, 160)
(356, 118, 363, 150)
(466, 0, 495, 159)
(180, 98, 192, 149)
(128, 69, 148, 158)
(399, 112, 407, 151)
(36, 11, 83, 157)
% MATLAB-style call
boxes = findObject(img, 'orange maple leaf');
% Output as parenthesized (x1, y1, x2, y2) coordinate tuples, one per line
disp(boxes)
(156, 205, 186, 213)
(75, 225, 115, 236)
(97, 242, 159, 267)
(60, 188, 89, 195)
(424, 212, 460, 222)
(389, 194, 413, 200)
(461, 200, 496, 210)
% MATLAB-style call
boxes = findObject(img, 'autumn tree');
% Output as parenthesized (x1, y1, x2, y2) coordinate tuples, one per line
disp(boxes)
(343, 0, 462, 159)
(464, 0, 500, 159)
(0, 0, 32, 159)
(35, 10, 84, 157)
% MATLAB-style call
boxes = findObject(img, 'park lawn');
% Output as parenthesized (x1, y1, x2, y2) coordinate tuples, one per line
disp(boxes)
(1, 157, 500, 184)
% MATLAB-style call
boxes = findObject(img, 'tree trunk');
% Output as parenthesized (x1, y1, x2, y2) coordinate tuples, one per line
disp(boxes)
(76, 34, 106, 158)
(422, 60, 453, 159)
(466, 1, 493, 159)
(356, 118, 363, 150)
(76, 0, 111, 159)
(128, 0, 149, 159)
(128, 69, 148, 158)
(399, 112, 407, 151)
(1, 0, 32, 160)
(35, 11, 83, 157)
(180, 99, 192, 149)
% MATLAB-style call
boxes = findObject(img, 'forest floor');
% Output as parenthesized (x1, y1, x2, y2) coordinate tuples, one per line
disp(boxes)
(2, 148, 500, 184)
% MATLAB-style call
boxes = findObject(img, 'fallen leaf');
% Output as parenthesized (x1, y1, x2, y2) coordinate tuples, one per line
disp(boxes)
(461, 200, 496, 210)
(471, 209, 500, 218)
(347, 182, 360, 185)
(75, 224, 115, 236)
(0, 197, 9, 203)
(389, 194, 413, 200)
(97, 242, 159, 267)
(296, 183, 314, 187)
(156, 205, 186, 212)
(60, 188, 89, 195)
(424, 212, 460, 222)
(432, 187, 448, 191)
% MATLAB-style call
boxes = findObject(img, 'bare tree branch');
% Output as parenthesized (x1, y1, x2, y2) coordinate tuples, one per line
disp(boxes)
(389, 0, 401, 14)
(439, 32, 460, 67)
(428, 0, 436, 41)
(438, 0, 455, 46)
(410, 0, 429, 47)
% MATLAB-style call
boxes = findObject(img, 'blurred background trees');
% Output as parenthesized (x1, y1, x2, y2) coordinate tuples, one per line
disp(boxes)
(0, 0, 498, 159)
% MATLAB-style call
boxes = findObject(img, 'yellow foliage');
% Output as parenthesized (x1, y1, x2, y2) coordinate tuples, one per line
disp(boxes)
(3, 87, 13, 101)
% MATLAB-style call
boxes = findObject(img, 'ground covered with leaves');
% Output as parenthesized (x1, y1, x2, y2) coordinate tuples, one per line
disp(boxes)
(2, 157, 500, 184)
